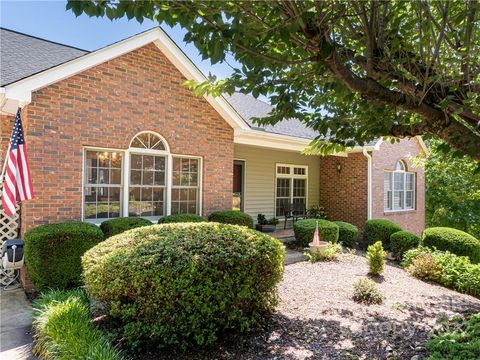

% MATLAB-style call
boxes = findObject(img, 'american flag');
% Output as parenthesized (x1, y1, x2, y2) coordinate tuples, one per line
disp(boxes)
(1, 108, 34, 217)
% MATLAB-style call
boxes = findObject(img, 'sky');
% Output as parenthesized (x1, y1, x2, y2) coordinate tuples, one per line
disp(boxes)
(0, 0, 234, 79)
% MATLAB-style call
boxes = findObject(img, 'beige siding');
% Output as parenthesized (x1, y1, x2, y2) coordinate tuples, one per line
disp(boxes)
(234, 144, 321, 220)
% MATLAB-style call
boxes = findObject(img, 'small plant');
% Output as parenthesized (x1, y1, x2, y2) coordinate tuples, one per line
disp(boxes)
(427, 313, 480, 359)
(257, 214, 279, 225)
(32, 289, 123, 360)
(406, 253, 441, 281)
(366, 241, 386, 275)
(352, 278, 384, 305)
(306, 205, 328, 219)
(305, 242, 342, 262)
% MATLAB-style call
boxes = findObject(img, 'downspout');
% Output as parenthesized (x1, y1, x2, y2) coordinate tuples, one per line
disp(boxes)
(362, 148, 372, 220)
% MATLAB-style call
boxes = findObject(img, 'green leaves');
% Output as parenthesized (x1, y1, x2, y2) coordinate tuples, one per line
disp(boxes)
(66, 0, 480, 160)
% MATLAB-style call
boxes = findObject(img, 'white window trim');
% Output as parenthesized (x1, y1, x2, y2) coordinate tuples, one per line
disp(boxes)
(82, 143, 203, 224)
(384, 164, 415, 213)
(274, 163, 308, 218)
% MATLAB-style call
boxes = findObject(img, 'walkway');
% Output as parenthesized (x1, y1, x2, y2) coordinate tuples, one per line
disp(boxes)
(270, 228, 307, 265)
(0, 288, 35, 359)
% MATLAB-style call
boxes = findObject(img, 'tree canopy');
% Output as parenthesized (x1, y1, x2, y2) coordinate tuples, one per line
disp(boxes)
(418, 139, 480, 239)
(68, 0, 480, 161)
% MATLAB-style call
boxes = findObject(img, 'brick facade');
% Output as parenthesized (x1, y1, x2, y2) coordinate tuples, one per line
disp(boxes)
(1, 43, 234, 231)
(371, 138, 426, 235)
(319, 152, 368, 232)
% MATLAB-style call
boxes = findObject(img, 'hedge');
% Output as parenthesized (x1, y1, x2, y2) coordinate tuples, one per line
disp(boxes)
(100, 217, 152, 238)
(32, 289, 123, 360)
(82, 223, 284, 348)
(334, 221, 358, 248)
(422, 227, 480, 263)
(158, 214, 205, 224)
(390, 231, 421, 261)
(293, 219, 339, 248)
(207, 210, 254, 228)
(24, 221, 103, 291)
(364, 219, 402, 249)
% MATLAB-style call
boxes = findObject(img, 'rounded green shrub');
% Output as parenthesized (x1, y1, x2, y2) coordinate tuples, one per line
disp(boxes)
(25, 221, 103, 291)
(422, 227, 480, 263)
(82, 223, 284, 348)
(293, 219, 339, 247)
(364, 219, 402, 249)
(100, 217, 152, 238)
(158, 214, 205, 224)
(207, 210, 254, 228)
(390, 231, 421, 261)
(334, 221, 358, 248)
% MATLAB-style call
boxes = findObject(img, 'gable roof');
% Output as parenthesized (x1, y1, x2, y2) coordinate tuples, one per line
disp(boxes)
(0, 28, 88, 86)
(0, 27, 424, 154)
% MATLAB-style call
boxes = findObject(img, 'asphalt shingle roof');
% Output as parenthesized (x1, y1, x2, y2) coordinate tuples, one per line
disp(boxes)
(0, 28, 377, 147)
(0, 28, 88, 86)
(225, 92, 319, 140)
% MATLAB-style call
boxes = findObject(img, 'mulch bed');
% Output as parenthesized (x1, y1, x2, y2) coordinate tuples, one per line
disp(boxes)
(125, 252, 480, 360)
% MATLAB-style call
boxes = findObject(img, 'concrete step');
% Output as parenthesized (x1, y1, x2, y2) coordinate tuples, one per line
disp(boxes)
(285, 249, 306, 265)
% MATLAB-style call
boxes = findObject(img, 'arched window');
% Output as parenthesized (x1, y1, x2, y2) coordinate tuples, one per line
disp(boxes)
(130, 131, 168, 151)
(384, 160, 415, 211)
(395, 160, 406, 171)
(83, 131, 201, 223)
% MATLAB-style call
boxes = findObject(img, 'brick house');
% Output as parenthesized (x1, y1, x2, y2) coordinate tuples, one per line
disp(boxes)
(0, 27, 426, 236)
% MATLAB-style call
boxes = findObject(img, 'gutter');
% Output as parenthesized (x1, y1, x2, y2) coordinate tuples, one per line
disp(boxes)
(362, 148, 372, 220)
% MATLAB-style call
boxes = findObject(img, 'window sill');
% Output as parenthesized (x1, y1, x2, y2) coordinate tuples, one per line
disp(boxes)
(383, 209, 416, 215)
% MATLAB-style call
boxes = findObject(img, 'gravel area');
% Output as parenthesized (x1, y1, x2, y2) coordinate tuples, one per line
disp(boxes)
(133, 253, 480, 360)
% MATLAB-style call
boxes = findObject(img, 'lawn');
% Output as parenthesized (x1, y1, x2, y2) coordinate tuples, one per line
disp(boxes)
(134, 252, 480, 360)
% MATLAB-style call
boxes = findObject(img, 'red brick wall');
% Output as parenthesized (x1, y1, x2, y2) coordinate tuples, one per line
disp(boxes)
(2, 43, 234, 231)
(319, 153, 368, 232)
(371, 138, 426, 235)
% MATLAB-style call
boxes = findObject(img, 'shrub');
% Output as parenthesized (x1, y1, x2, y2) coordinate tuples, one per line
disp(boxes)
(366, 241, 386, 275)
(401, 246, 434, 268)
(24, 221, 103, 291)
(334, 221, 358, 248)
(364, 219, 402, 249)
(32, 289, 123, 360)
(82, 223, 284, 348)
(422, 227, 480, 263)
(305, 242, 342, 263)
(390, 231, 421, 261)
(158, 214, 205, 224)
(207, 210, 254, 228)
(406, 253, 441, 281)
(293, 219, 339, 248)
(352, 278, 384, 305)
(100, 217, 152, 238)
(403, 247, 480, 298)
(427, 313, 480, 360)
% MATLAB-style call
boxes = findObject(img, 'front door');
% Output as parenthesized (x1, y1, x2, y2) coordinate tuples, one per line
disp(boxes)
(233, 160, 245, 211)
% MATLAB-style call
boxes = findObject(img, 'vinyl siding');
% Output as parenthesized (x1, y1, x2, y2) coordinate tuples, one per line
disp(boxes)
(234, 144, 321, 220)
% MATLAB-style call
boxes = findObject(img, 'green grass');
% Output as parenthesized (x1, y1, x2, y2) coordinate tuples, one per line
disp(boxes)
(32, 289, 123, 360)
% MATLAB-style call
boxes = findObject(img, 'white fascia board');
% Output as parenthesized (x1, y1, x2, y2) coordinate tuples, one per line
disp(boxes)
(234, 129, 312, 152)
(2, 27, 249, 131)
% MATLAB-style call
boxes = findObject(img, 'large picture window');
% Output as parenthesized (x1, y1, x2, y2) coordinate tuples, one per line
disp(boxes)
(83, 132, 202, 222)
(275, 164, 308, 217)
(384, 160, 415, 211)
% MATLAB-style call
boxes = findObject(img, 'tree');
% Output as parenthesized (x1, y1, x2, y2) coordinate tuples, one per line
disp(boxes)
(68, 1, 480, 160)
(420, 139, 480, 239)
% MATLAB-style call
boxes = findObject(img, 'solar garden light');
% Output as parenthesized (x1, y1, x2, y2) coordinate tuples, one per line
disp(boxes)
(0, 239, 24, 290)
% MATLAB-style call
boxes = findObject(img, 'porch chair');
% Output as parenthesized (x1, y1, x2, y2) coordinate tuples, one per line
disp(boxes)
(282, 202, 307, 229)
